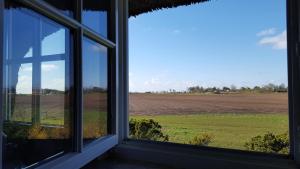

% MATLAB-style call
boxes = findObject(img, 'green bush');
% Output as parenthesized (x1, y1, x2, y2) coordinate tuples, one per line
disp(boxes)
(129, 119, 169, 141)
(188, 133, 214, 146)
(244, 132, 289, 154)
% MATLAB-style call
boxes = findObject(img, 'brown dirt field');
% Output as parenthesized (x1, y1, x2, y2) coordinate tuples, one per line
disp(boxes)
(129, 93, 288, 115)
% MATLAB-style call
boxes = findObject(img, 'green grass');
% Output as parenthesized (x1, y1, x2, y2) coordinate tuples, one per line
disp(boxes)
(130, 113, 289, 150)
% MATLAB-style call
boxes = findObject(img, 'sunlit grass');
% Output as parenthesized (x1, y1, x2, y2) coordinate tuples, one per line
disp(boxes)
(131, 113, 289, 150)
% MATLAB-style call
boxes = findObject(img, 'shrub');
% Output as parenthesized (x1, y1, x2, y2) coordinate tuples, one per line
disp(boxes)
(244, 132, 289, 154)
(129, 119, 169, 141)
(188, 133, 213, 146)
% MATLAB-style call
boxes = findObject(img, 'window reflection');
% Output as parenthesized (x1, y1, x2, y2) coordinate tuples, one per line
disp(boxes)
(41, 61, 67, 126)
(4, 63, 32, 123)
(83, 37, 108, 145)
(83, 0, 109, 37)
(42, 21, 66, 56)
(10, 9, 37, 59)
(3, 3, 71, 168)
(42, 0, 74, 17)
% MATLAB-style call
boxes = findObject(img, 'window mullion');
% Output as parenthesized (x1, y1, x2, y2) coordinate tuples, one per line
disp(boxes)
(31, 18, 42, 125)
(107, 0, 117, 136)
(0, 0, 4, 168)
(73, 0, 83, 152)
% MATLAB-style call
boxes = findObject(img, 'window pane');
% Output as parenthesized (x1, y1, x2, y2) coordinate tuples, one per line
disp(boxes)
(42, 21, 66, 56)
(41, 61, 67, 126)
(83, 0, 109, 37)
(83, 37, 108, 145)
(129, 0, 289, 154)
(4, 63, 32, 123)
(3, 3, 72, 168)
(9, 8, 38, 59)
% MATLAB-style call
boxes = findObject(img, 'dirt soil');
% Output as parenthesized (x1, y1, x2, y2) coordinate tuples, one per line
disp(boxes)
(129, 93, 288, 115)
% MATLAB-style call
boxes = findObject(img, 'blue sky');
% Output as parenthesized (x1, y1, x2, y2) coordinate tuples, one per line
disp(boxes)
(16, 29, 66, 94)
(129, 0, 287, 92)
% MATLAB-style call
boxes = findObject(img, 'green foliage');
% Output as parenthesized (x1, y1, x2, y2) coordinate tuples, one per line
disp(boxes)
(188, 133, 213, 146)
(132, 114, 288, 150)
(129, 119, 169, 141)
(244, 132, 289, 154)
(4, 122, 70, 139)
(186, 83, 287, 94)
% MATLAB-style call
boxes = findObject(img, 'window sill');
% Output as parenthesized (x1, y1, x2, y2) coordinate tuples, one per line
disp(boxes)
(112, 139, 298, 169)
(35, 135, 118, 169)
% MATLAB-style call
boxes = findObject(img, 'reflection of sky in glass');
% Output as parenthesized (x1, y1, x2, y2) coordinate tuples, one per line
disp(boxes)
(11, 9, 37, 60)
(41, 61, 65, 91)
(42, 29, 66, 56)
(16, 63, 32, 94)
(5, 6, 70, 95)
(83, 37, 108, 90)
(83, 10, 107, 37)
(24, 47, 33, 58)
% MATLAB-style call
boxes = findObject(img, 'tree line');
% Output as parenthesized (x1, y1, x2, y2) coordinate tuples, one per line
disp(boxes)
(141, 83, 288, 94)
(187, 83, 287, 94)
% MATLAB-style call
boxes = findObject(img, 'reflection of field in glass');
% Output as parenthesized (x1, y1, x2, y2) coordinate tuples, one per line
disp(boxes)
(129, 93, 289, 150)
(83, 92, 108, 140)
(41, 94, 65, 125)
(7, 94, 66, 125)
(6, 93, 108, 140)
(10, 94, 32, 122)
(83, 111, 107, 139)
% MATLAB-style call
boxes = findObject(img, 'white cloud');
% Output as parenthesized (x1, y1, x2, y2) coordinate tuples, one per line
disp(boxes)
(42, 64, 58, 71)
(172, 29, 181, 34)
(258, 30, 287, 50)
(16, 75, 32, 94)
(129, 72, 134, 77)
(256, 28, 276, 37)
(129, 72, 135, 89)
(42, 78, 65, 91)
(144, 78, 160, 86)
(21, 66, 32, 72)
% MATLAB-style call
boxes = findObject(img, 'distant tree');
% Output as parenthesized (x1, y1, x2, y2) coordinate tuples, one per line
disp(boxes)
(222, 87, 231, 92)
(187, 86, 204, 93)
(253, 86, 261, 91)
(230, 85, 237, 91)
(278, 83, 287, 92)
(263, 83, 276, 92)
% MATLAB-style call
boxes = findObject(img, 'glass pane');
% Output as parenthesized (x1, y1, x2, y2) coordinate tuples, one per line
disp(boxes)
(83, 0, 109, 37)
(41, 61, 66, 126)
(4, 63, 32, 123)
(10, 9, 38, 59)
(42, 21, 66, 56)
(83, 37, 108, 145)
(3, 3, 71, 168)
(129, 0, 289, 154)
(42, 0, 74, 17)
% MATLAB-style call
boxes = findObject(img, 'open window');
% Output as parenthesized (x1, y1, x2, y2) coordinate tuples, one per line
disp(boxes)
(129, 0, 289, 154)
(1, 0, 300, 169)
(1, 0, 118, 168)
